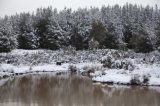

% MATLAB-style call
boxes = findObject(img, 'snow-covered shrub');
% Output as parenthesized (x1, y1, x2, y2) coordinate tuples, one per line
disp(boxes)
(68, 65, 78, 74)
(131, 74, 151, 85)
(111, 59, 135, 71)
(139, 52, 160, 64)
(81, 66, 95, 77)
(111, 50, 121, 59)
(111, 60, 122, 69)
(101, 55, 135, 70)
(82, 66, 95, 72)
(130, 74, 141, 85)
(143, 74, 151, 84)
(61, 45, 76, 54)
(122, 60, 135, 71)
(101, 55, 113, 68)
(88, 39, 99, 50)
(145, 51, 160, 64)
(81, 70, 95, 77)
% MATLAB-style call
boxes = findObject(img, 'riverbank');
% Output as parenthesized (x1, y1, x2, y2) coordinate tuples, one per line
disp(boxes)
(0, 49, 160, 86)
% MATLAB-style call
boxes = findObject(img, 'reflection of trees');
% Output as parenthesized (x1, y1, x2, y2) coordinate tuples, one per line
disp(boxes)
(0, 75, 159, 106)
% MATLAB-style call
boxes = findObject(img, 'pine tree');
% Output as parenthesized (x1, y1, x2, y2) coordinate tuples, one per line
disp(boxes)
(72, 8, 91, 49)
(129, 25, 153, 53)
(0, 29, 11, 52)
(105, 22, 118, 49)
(56, 8, 74, 47)
(17, 13, 39, 49)
(0, 4, 159, 52)
(90, 20, 106, 48)
(34, 7, 53, 49)
(43, 15, 59, 50)
(0, 17, 17, 52)
(155, 22, 160, 50)
(70, 27, 84, 50)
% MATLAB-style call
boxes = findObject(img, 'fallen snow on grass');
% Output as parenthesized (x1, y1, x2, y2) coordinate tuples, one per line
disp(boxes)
(0, 49, 160, 86)
(10, 49, 45, 56)
(93, 73, 131, 84)
(0, 63, 69, 75)
(0, 62, 102, 76)
(93, 64, 160, 86)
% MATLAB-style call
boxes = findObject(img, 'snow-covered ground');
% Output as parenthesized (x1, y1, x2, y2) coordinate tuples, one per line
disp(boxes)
(93, 64, 160, 86)
(0, 49, 160, 86)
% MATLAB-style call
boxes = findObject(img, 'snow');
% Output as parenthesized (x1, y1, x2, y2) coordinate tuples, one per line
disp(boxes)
(10, 49, 44, 56)
(0, 49, 160, 86)
(149, 78, 160, 86)
(72, 62, 103, 72)
(0, 63, 69, 74)
(0, 62, 102, 75)
(93, 64, 160, 86)
(1, 62, 160, 86)
(93, 73, 131, 84)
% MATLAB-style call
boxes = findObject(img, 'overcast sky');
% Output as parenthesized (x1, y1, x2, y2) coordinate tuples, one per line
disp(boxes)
(0, 0, 160, 17)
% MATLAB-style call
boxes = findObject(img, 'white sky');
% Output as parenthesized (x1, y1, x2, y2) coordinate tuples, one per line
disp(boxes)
(0, 0, 160, 17)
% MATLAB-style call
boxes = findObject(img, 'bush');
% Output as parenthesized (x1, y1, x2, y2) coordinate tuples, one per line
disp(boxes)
(68, 65, 78, 74)
(130, 74, 141, 85)
(101, 55, 135, 71)
(143, 74, 150, 84)
(101, 56, 113, 68)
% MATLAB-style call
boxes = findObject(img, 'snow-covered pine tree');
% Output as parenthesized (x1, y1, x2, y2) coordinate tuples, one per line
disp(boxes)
(17, 13, 39, 49)
(90, 20, 106, 48)
(109, 5, 124, 49)
(70, 8, 91, 50)
(0, 17, 17, 52)
(105, 22, 119, 49)
(129, 24, 153, 53)
(0, 4, 160, 52)
(56, 8, 74, 48)
(155, 22, 160, 50)
(33, 7, 54, 49)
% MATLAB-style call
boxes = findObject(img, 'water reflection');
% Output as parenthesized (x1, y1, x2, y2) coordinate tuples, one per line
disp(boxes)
(0, 74, 159, 106)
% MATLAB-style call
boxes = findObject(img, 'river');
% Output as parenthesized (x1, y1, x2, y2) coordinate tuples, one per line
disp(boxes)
(0, 74, 159, 106)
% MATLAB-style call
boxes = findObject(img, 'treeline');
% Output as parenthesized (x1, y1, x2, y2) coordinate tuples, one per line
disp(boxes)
(0, 3, 160, 53)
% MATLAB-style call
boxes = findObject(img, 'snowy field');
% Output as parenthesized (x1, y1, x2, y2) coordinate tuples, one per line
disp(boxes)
(0, 49, 160, 86)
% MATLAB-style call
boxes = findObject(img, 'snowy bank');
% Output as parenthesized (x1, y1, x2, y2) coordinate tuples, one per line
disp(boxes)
(0, 49, 160, 86)
(93, 64, 160, 86)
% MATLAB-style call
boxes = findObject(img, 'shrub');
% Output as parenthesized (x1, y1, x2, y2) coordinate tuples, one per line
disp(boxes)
(101, 55, 135, 71)
(68, 65, 78, 74)
(143, 74, 150, 84)
(101, 56, 113, 68)
(130, 74, 141, 85)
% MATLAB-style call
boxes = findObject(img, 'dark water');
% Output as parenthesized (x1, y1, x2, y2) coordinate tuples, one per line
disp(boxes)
(0, 74, 160, 106)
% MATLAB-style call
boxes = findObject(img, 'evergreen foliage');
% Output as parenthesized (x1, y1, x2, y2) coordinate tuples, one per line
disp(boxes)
(0, 4, 160, 53)
(90, 20, 106, 48)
